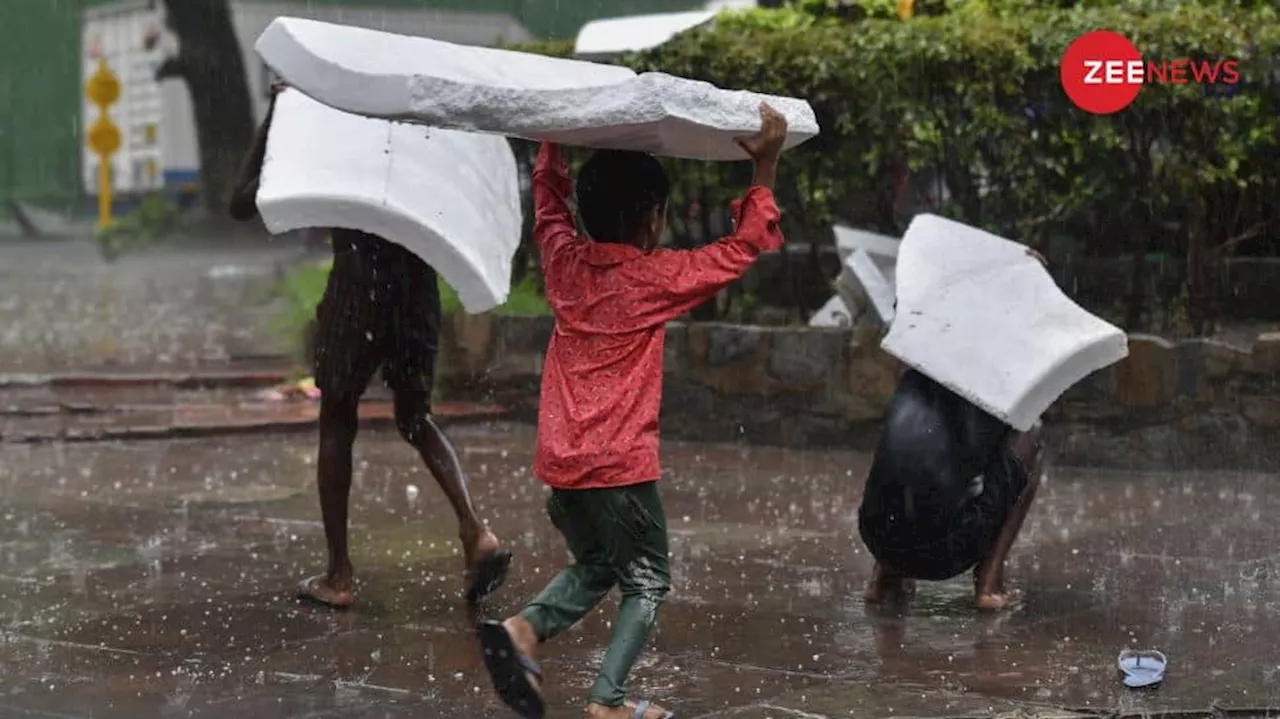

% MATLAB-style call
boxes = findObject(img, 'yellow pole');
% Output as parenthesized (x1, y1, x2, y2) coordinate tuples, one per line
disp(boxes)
(97, 158, 112, 227)
(85, 59, 121, 230)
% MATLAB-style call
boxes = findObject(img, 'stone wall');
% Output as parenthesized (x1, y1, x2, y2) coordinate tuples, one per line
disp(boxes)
(748, 250, 1280, 325)
(436, 314, 1280, 470)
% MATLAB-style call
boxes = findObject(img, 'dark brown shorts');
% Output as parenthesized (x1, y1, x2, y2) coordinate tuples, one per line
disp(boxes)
(311, 230, 441, 401)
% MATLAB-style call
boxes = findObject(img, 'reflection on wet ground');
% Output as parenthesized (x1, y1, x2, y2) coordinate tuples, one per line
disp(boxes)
(2, 425, 1278, 718)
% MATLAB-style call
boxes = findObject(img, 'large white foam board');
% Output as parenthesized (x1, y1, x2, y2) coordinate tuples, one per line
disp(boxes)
(255, 17, 820, 161)
(833, 225, 900, 263)
(574, 11, 717, 59)
(847, 249, 896, 324)
(809, 295, 853, 328)
(256, 89, 522, 314)
(880, 214, 1128, 431)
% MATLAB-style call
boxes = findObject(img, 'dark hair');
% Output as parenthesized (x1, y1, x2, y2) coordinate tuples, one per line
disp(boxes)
(575, 149, 670, 244)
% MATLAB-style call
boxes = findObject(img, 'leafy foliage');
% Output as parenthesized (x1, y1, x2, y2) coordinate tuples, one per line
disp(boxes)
(94, 193, 183, 261)
(614, 3, 1280, 330)
(510, 4, 1280, 331)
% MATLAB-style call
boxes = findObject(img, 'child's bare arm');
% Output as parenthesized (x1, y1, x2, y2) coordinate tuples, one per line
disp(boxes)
(735, 103, 787, 191)
(227, 83, 285, 221)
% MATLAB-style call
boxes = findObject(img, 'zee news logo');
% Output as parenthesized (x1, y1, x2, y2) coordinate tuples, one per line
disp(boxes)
(1082, 58, 1240, 86)
(1060, 30, 1241, 114)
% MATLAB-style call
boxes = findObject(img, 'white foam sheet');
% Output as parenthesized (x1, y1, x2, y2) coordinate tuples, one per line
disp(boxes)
(847, 249, 896, 324)
(574, 11, 716, 59)
(255, 17, 820, 161)
(833, 225, 899, 308)
(834, 265, 867, 324)
(809, 295, 853, 328)
(833, 224, 900, 262)
(880, 214, 1129, 431)
(256, 89, 522, 314)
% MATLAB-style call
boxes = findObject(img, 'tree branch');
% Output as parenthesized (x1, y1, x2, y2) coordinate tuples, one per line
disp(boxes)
(1211, 221, 1268, 256)
(155, 55, 188, 81)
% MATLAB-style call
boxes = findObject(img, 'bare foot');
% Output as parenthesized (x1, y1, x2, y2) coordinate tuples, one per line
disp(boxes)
(585, 701, 672, 718)
(297, 574, 355, 608)
(463, 528, 511, 603)
(975, 588, 1023, 612)
(865, 564, 916, 606)
(462, 527, 501, 569)
(503, 615, 539, 663)
(865, 576, 917, 605)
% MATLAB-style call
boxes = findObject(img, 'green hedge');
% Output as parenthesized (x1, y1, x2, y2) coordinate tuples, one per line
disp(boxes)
(637, 5, 1279, 244)
(521, 5, 1280, 330)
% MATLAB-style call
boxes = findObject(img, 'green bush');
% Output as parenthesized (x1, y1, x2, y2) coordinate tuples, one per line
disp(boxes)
(94, 193, 182, 260)
(510, 4, 1279, 331)
(271, 256, 551, 360)
(600, 4, 1280, 331)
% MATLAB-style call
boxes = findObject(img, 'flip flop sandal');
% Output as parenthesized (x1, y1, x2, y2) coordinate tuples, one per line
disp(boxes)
(296, 575, 353, 610)
(465, 549, 513, 604)
(632, 699, 675, 718)
(1118, 649, 1166, 688)
(477, 620, 545, 718)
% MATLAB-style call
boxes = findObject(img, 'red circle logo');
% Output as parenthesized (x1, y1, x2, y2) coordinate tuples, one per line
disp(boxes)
(1060, 30, 1144, 114)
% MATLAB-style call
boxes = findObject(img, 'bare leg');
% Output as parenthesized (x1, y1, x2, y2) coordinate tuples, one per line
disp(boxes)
(974, 425, 1045, 611)
(865, 562, 917, 606)
(393, 390, 504, 594)
(299, 393, 361, 608)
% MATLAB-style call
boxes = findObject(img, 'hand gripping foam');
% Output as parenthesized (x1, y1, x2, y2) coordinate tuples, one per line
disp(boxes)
(256, 89, 522, 314)
(880, 214, 1129, 431)
(254, 17, 820, 161)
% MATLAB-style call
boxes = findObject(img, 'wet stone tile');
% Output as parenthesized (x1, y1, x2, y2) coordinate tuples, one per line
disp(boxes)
(1, 429, 1279, 717)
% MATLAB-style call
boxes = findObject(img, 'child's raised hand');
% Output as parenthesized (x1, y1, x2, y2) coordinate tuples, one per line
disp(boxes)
(735, 103, 789, 164)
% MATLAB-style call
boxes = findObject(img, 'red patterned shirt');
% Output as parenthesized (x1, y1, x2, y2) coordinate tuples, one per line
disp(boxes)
(530, 143, 785, 489)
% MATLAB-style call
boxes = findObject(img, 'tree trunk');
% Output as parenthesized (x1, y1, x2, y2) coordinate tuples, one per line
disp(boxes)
(156, 0, 255, 214)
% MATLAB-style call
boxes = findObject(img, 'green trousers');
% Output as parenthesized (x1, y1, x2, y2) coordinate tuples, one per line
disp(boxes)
(520, 481, 671, 707)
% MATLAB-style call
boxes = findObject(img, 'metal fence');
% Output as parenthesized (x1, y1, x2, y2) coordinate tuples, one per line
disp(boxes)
(0, 0, 85, 219)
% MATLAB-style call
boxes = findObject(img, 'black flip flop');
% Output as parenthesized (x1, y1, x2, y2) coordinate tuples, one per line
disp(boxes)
(465, 549, 513, 604)
(296, 575, 353, 610)
(477, 619, 545, 718)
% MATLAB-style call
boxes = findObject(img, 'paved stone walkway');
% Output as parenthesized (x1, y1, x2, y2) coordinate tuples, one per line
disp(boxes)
(2, 425, 1279, 718)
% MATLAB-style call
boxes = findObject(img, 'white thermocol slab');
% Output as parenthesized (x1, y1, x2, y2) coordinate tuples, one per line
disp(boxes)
(254, 17, 820, 161)
(833, 224, 900, 264)
(880, 214, 1129, 431)
(845, 249, 896, 325)
(831, 225, 901, 326)
(574, 11, 717, 59)
(256, 89, 522, 314)
(809, 294, 853, 328)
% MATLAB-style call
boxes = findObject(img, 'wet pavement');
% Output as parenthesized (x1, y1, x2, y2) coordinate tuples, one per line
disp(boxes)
(2, 425, 1279, 718)
(0, 238, 303, 372)
(0, 380, 507, 444)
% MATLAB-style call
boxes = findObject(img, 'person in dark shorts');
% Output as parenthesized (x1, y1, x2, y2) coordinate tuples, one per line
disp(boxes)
(858, 368, 1045, 611)
(226, 82, 510, 609)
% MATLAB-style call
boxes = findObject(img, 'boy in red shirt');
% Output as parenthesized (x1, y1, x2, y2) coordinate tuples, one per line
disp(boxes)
(477, 104, 789, 719)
